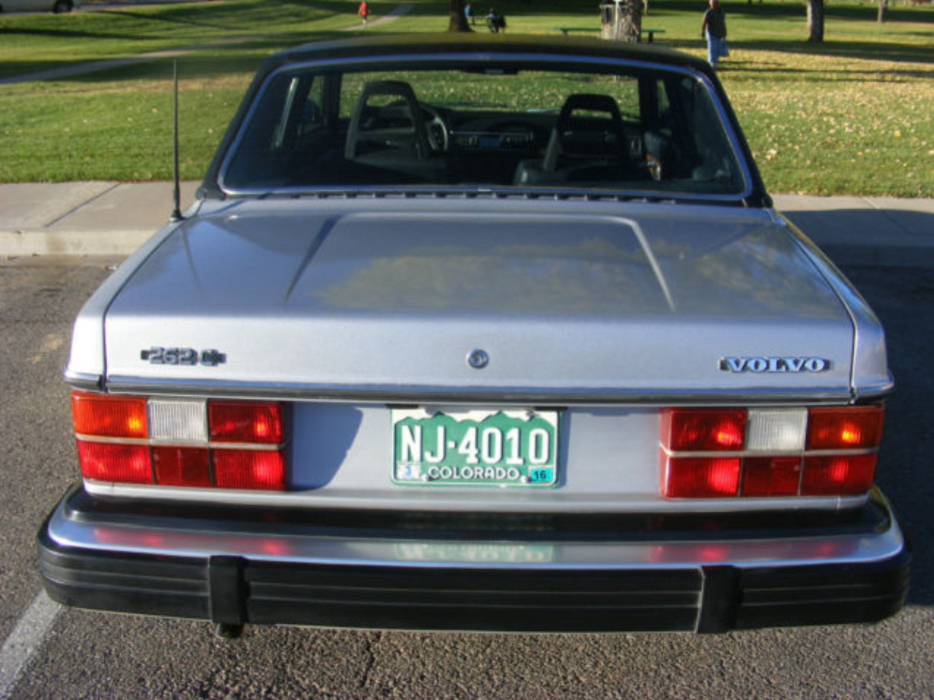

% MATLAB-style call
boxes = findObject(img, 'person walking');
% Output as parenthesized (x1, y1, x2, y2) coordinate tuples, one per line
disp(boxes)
(701, 0, 728, 69)
(358, 0, 370, 25)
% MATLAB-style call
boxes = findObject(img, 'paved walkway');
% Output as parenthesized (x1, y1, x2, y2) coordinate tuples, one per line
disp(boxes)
(0, 181, 932, 258)
(341, 3, 414, 31)
(0, 3, 412, 87)
(0, 37, 257, 87)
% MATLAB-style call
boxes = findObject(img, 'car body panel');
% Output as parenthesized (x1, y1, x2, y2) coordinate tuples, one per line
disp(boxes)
(44, 35, 907, 634)
(76, 199, 866, 400)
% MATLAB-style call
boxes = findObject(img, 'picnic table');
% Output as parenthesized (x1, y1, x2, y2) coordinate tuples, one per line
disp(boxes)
(553, 27, 600, 36)
(553, 26, 666, 43)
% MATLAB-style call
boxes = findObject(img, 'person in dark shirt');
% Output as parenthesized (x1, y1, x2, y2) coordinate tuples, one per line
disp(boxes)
(701, 0, 728, 69)
(486, 8, 506, 33)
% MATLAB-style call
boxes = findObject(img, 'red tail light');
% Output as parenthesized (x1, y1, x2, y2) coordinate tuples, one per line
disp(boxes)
(661, 409, 746, 452)
(214, 450, 287, 490)
(72, 392, 287, 492)
(741, 457, 801, 497)
(209, 402, 284, 444)
(152, 447, 211, 487)
(801, 455, 876, 496)
(77, 442, 152, 484)
(661, 405, 882, 499)
(664, 457, 741, 498)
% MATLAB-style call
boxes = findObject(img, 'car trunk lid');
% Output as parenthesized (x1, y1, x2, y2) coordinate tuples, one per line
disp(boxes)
(99, 201, 856, 401)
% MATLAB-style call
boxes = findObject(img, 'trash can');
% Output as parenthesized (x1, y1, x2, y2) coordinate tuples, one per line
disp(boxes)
(600, 0, 641, 42)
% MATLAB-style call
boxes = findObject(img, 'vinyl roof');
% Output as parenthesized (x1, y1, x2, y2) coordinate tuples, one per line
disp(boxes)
(259, 33, 713, 76)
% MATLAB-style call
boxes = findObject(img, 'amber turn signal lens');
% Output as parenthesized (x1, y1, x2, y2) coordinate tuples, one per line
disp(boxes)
(806, 406, 884, 450)
(72, 392, 148, 439)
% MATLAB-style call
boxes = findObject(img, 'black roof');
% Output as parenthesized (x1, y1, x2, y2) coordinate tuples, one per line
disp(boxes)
(259, 33, 714, 77)
(201, 33, 769, 207)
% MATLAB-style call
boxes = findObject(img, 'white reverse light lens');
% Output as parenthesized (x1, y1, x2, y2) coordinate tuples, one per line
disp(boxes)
(147, 399, 207, 443)
(746, 409, 807, 453)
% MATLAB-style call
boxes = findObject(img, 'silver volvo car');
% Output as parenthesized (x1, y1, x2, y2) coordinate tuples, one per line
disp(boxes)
(39, 35, 910, 636)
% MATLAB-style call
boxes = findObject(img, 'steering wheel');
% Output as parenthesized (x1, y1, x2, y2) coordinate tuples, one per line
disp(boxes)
(422, 105, 450, 152)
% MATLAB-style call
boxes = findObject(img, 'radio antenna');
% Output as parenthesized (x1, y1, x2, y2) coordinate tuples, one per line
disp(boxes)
(170, 59, 183, 223)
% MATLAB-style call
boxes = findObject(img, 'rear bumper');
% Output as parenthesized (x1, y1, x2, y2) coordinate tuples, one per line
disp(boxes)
(38, 486, 910, 633)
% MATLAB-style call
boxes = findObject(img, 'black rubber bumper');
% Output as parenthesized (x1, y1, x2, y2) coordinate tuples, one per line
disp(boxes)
(38, 488, 911, 633)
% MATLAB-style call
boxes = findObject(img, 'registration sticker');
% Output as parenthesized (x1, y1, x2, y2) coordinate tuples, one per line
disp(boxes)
(391, 409, 559, 488)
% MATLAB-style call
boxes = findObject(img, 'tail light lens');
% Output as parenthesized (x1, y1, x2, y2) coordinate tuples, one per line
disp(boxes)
(77, 442, 152, 484)
(664, 457, 741, 498)
(801, 455, 876, 496)
(213, 450, 287, 490)
(661, 405, 883, 499)
(72, 392, 287, 491)
(152, 447, 211, 487)
(807, 406, 884, 450)
(72, 393, 147, 439)
(209, 402, 284, 444)
(741, 456, 802, 497)
(661, 409, 746, 452)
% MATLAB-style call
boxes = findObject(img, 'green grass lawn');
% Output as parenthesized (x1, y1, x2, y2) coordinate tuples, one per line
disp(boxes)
(1, 0, 932, 195)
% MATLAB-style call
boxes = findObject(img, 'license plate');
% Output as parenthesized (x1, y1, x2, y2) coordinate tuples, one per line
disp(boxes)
(392, 409, 559, 487)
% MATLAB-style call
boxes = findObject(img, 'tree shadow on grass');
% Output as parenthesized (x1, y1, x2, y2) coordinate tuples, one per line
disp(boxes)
(740, 38, 934, 66)
(663, 0, 934, 25)
(718, 56, 934, 84)
(92, 0, 358, 32)
(0, 25, 152, 40)
(15, 33, 338, 85)
(0, 0, 357, 45)
(0, 38, 273, 84)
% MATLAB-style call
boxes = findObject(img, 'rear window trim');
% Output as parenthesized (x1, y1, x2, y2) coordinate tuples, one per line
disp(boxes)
(216, 52, 755, 203)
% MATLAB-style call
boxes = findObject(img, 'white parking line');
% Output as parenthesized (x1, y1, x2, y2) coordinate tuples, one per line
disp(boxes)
(0, 591, 61, 700)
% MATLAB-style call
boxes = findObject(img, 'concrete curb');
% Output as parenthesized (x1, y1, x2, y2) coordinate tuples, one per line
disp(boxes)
(1, 182, 932, 259)
(0, 228, 160, 257)
(1, 181, 199, 257)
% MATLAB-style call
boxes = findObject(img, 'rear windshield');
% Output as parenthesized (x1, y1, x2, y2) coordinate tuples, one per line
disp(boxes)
(221, 60, 748, 198)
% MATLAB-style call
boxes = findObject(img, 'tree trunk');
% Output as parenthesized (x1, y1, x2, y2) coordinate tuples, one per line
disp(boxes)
(877, 0, 887, 23)
(448, 0, 472, 32)
(806, 0, 824, 43)
(617, 0, 642, 42)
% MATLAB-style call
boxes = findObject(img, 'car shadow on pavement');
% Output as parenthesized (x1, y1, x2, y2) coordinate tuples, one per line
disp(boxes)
(784, 209, 934, 607)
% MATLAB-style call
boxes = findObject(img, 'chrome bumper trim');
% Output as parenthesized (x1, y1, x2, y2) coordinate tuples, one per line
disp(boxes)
(46, 491, 906, 571)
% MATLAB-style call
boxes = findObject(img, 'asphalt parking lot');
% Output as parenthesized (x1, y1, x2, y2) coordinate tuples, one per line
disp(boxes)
(0, 200, 933, 699)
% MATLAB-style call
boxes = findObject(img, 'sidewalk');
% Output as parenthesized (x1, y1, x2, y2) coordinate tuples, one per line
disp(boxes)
(0, 37, 259, 87)
(0, 181, 201, 257)
(1, 181, 932, 258)
(0, 3, 412, 87)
